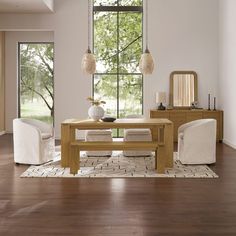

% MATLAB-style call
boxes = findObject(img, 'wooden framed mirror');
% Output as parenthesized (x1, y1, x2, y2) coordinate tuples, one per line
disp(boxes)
(169, 71, 198, 108)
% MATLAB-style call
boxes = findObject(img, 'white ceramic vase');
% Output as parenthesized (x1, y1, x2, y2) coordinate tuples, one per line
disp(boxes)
(88, 105, 104, 121)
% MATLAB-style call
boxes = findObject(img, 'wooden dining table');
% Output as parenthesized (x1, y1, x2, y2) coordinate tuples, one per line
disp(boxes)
(61, 118, 174, 175)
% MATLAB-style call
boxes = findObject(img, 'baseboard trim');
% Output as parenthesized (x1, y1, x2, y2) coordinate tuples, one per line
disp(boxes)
(223, 139, 236, 150)
(0, 131, 6, 136)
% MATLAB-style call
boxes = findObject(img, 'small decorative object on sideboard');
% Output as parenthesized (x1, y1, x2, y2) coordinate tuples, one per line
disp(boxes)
(208, 94, 211, 110)
(156, 92, 166, 110)
(87, 97, 105, 121)
(213, 97, 216, 111)
(166, 105, 173, 110)
(191, 101, 198, 109)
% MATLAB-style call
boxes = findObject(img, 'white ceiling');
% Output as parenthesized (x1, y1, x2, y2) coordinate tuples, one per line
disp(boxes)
(0, 0, 54, 13)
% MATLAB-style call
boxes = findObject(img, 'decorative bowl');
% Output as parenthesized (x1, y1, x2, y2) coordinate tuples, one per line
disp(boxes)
(101, 117, 116, 122)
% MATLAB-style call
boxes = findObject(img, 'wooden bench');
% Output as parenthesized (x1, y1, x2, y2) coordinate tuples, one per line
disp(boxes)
(69, 141, 165, 175)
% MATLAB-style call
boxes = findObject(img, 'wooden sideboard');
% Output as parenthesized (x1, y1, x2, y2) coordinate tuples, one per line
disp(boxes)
(150, 109, 223, 142)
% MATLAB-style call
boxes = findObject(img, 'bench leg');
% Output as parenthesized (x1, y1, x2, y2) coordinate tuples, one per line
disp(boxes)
(164, 123, 174, 168)
(70, 146, 80, 175)
(157, 146, 165, 174)
(155, 149, 158, 169)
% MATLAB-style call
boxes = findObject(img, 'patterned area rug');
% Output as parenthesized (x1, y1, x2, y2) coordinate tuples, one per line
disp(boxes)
(20, 152, 218, 178)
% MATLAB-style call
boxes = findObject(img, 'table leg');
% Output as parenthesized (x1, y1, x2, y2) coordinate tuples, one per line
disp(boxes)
(155, 149, 158, 170)
(151, 126, 158, 142)
(164, 123, 174, 168)
(157, 146, 165, 173)
(152, 126, 166, 173)
(70, 145, 80, 175)
(61, 124, 75, 168)
(61, 124, 70, 167)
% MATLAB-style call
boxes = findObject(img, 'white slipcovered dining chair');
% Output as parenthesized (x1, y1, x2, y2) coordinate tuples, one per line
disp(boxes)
(13, 118, 55, 165)
(177, 119, 216, 164)
(123, 115, 152, 157)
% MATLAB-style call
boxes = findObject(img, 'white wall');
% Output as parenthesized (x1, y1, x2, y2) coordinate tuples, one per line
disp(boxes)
(1, 0, 90, 138)
(5, 31, 54, 131)
(144, 0, 219, 115)
(0, 0, 219, 138)
(219, 0, 236, 148)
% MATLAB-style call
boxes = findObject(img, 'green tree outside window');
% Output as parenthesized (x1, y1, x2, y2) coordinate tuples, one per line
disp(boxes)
(93, 0, 143, 136)
(19, 43, 54, 124)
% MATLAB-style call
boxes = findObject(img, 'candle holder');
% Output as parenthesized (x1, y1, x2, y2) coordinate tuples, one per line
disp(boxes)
(213, 97, 216, 111)
(208, 94, 211, 110)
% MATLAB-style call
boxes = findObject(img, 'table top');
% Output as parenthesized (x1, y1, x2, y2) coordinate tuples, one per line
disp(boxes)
(62, 118, 172, 129)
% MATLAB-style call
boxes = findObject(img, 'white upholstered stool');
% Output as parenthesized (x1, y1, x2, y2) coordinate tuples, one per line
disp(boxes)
(123, 115, 152, 157)
(85, 130, 112, 156)
(123, 128, 152, 157)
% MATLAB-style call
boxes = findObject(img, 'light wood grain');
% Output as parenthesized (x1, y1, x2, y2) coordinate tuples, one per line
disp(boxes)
(150, 109, 223, 142)
(71, 141, 158, 151)
(164, 123, 174, 168)
(70, 141, 159, 175)
(61, 123, 75, 167)
(61, 118, 173, 175)
(70, 145, 80, 174)
(157, 146, 165, 173)
(63, 118, 172, 127)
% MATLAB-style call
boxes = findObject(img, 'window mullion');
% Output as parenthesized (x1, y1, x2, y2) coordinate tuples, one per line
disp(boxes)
(117, 9, 120, 136)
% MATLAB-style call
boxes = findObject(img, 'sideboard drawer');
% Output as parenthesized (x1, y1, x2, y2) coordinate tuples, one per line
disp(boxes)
(169, 113, 186, 122)
(202, 112, 219, 119)
(186, 112, 202, 122)
(169, 113, 186, 141)
(150, 109, 223, 142)
(150, 110, 169, 119)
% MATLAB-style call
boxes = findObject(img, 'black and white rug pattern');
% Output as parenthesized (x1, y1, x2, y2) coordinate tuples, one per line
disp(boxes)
(20, 152, 218, 178)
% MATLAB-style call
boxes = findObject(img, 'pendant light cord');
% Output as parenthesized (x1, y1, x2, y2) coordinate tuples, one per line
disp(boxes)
(145, 0, 148, 51)
(88, 0, 91, 53)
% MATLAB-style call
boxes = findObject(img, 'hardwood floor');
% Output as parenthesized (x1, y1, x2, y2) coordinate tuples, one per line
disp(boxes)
(0, 134, 236, 235)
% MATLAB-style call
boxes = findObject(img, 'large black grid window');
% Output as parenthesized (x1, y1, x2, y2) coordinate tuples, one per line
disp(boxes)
(93, 0, 143, 136)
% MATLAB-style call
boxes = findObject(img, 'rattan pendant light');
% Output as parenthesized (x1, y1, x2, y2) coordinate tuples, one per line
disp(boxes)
(139, 0, 154, 75)
(81, 0, 96, 74)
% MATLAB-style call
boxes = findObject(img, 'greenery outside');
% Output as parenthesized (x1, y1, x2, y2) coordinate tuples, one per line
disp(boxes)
(94, 0, 142, 6)
(93, 0, 143, 137)
(19, 43, 54, 124)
